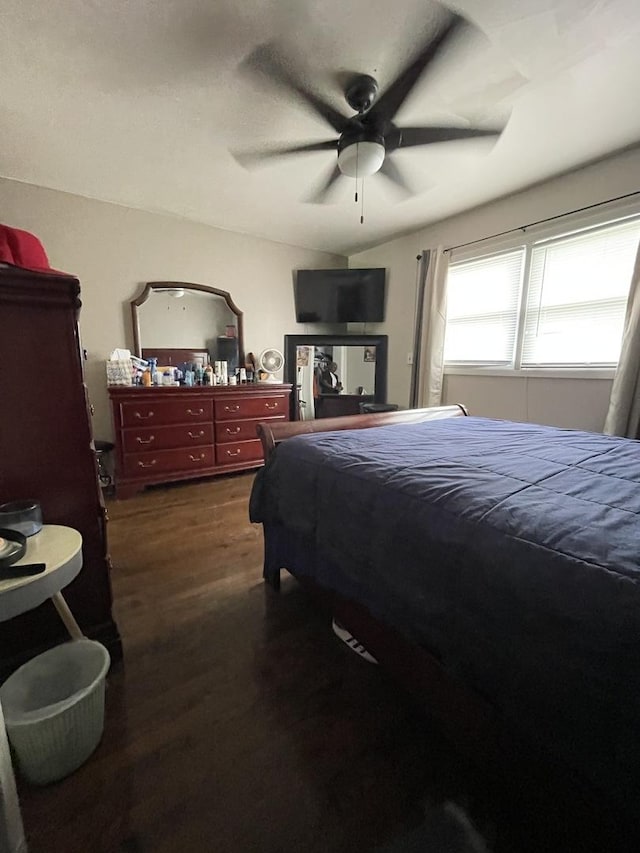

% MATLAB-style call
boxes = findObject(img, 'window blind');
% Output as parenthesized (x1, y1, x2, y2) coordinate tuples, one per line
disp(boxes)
(444, 249, 524, 364)
(522, 219, 640, 367)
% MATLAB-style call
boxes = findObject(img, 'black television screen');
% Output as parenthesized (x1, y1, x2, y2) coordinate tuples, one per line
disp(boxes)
(294, 268, 386, 323)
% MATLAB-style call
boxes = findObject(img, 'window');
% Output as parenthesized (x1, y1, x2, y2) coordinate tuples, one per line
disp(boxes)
(444, 216, 640, 371)
(444, 249, 523, 365)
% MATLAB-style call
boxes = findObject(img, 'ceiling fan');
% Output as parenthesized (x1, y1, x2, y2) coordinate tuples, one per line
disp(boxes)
(233, 6, 506, 205)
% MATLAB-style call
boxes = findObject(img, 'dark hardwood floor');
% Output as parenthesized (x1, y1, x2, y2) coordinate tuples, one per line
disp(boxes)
(16, 474, 630, 853)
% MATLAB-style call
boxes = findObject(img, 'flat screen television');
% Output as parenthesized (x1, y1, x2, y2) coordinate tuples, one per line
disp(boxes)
(294, 268, 386, 323)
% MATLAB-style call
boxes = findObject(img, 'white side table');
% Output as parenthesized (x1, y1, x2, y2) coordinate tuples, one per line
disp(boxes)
(0, 524, 85, 853)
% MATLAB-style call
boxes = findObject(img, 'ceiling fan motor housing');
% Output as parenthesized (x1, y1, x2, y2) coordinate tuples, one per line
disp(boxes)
(345, 74, 379, 113)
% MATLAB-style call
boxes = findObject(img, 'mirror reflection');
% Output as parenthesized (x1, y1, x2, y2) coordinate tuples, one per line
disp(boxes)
(132, 283, 243, 374)
(296, 345, 377, 420)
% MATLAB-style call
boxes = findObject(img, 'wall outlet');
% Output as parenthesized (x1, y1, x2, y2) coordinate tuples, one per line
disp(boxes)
(407, 353, 414, 365)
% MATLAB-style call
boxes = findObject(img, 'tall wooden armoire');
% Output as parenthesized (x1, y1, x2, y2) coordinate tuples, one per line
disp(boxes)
(0, 265, 121, 677)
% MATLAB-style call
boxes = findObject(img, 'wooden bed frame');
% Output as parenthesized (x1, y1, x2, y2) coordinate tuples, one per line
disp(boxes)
(141, 346, 210, 367)
(254, 405, 628, 843)
(257, 403, 469, 458)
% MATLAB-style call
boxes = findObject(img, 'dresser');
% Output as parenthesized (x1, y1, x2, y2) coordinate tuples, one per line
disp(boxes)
(0, 266, 122, 677)
(109, 384, 292, 498)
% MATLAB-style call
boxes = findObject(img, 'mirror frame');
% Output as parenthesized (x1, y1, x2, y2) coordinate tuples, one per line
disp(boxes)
(131, 281, 244, 362)
(284, 334, 388, 420)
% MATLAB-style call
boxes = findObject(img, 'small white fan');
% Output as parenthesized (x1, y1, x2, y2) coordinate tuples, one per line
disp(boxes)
(258, 348, 284, 382)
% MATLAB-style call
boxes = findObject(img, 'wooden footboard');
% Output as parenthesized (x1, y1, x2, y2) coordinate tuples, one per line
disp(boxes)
(256, 403, 468, 460)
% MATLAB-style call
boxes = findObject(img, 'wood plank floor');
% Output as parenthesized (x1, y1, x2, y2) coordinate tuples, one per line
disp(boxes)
(16, 474, 630, 852)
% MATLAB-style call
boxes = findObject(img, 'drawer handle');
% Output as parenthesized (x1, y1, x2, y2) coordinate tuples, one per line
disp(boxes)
(136, 435, 155, 445)
(189, 453, 206, 462)
(137, 459, 157, 468)
(134, 411, 154, 420)
(188, 430, 205, 439)
(226, 448, 242, 457)
(224, 404, 240, 413)
(265, 402, 279, 410)
(225, 426, 241, 435)
(186, 408, 204, 416)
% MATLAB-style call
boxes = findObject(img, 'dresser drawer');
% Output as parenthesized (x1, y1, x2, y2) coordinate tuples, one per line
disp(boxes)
(214, 395, 287, 421)
(122, 446, 214, 478)
(120, 399, 212, 427)
(216, 416, 285, 444)
(122, 423, 213, 453)
(215, 439, 264, 466)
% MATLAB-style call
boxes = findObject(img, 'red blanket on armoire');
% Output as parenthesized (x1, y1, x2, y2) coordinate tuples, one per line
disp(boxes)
(0, 224, 67, 274)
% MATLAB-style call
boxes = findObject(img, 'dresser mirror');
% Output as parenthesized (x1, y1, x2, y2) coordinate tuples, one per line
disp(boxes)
(131, 282, 244, 372)
(284, 334, 388, 420)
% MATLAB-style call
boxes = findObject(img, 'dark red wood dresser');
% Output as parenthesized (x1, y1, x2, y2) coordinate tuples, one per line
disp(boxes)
(108, 384, 292, 498)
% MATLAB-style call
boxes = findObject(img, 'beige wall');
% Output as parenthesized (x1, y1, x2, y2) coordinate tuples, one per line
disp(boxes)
(5, 144, 639, 440)
(350, 145, 640, 430)
(443, 374, 613, 432)
(0, 177, 345, 440)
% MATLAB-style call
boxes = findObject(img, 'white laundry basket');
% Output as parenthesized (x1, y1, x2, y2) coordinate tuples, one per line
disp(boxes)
(0, 639, 110, 785)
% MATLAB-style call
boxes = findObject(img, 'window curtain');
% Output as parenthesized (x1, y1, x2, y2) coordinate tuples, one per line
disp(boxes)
(409, 248, 450, 408)
(604, 243, 640, 439)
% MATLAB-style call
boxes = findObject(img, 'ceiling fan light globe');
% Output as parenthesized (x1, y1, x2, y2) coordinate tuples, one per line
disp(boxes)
(337, 142, 385, 178)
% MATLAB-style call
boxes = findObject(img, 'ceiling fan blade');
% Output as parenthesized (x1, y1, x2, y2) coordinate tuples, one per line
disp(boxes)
(305, 165, 343, 204)
(378, 158, 413, 197)
(240, 42, 349, 133)
(232, 140, 337, 168)
(370, 12, 467, 123)
(386, 125, 502, 151)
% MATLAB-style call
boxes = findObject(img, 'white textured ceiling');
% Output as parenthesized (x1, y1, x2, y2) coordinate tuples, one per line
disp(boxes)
(1, 0, 639, 254)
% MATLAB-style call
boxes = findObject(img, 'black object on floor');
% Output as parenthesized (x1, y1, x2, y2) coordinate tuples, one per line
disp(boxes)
(359, 402, 399, 414)
(94, 440, 115, 488)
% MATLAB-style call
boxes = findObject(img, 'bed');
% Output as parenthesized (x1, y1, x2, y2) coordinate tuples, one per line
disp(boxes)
(250, 406, 640, 821)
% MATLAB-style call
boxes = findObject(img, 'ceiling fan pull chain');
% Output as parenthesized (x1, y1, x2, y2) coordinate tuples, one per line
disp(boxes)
(355, 143, 359, 202)
(360, 177, 365, 225)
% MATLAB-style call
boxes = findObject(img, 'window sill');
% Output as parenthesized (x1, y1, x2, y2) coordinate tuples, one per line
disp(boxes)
(443, 366, 616, 380)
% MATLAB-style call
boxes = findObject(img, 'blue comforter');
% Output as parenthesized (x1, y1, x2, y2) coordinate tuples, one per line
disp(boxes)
(251, 417, 640, 800)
